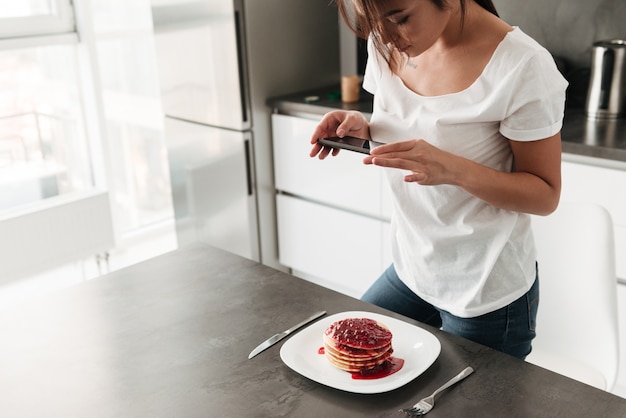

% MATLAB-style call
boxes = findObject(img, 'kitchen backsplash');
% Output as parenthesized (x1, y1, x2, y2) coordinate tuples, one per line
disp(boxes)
(495, 0, 626, 108)
(495, 0, 626, 67)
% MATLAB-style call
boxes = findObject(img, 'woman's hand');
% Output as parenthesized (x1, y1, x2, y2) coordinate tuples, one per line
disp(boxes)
(364, 134, 562, 216)
(365, 139, 459, 185)
(310, 110, 370, 159)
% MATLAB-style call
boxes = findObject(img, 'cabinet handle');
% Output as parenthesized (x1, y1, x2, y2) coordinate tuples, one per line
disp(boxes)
(244, 139, 253, 196)
(234, 9, 249, 124)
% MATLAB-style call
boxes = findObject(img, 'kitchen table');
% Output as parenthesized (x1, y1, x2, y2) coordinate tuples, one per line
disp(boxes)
(0, 243, 624, 417)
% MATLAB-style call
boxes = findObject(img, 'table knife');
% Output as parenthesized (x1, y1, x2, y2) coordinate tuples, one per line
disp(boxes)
(248, 310, 327, 359)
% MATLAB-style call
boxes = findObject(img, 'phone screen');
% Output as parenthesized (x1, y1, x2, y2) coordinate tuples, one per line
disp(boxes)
(317, 136, 370, 155)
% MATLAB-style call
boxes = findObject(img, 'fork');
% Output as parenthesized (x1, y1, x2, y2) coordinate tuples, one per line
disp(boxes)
(400, 366, 474, 416)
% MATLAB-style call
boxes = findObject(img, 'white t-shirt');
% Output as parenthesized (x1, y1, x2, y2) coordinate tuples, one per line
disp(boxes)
(362, 27, 568, 318)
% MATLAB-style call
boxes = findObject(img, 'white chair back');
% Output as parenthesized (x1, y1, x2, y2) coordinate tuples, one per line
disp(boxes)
(528, 202, 619, 391)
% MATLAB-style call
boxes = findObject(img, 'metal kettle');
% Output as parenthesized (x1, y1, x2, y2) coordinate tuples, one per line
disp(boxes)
(585, 40, 626, 119)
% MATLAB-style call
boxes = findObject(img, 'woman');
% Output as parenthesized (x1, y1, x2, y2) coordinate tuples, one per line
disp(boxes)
(309, 0, 567, 359)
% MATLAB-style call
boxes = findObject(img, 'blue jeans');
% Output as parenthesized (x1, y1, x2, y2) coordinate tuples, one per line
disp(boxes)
(361, 264, 539, 360)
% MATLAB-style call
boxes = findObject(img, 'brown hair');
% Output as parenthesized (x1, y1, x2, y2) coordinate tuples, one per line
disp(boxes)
(337, 0, 499, 65)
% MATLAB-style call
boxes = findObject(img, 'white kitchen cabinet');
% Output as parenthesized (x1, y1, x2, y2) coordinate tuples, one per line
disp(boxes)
(276, 194, 385, 298)
(272, 113, 391, 297)
(272, 113, 383, 218)
(561, 156, 626, 397)
(561, 158, 626, 281)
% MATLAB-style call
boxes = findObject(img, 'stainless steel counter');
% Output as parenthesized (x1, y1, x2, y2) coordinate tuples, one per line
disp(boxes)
(560, 110, 626, 163)
(268, 86, 626, 166)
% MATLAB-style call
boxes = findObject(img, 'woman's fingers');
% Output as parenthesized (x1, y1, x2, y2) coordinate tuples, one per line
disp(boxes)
(371, 156, 418, 171)
(370, 140, 418, 155)
(310, 110, 369, 159)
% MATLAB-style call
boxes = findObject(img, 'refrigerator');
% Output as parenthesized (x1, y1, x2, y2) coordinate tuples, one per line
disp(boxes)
(150, 0, 339, 264)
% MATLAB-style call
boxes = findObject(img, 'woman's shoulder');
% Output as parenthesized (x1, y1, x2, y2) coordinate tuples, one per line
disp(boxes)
(498, 28, 554, 61)
(488, 27, 560, 77)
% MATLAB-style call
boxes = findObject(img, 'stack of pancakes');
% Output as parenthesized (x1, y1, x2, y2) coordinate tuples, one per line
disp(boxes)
(323, 317, 393, 373)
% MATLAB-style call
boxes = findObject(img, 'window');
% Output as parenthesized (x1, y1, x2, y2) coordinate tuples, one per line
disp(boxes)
(0, 0, 74, 39)
(0, 0, 91, 212)
(0, 0, 175, 283)
(87, 0, 174, 233)
(0, 43, 92, 211)
(0, 0, 173, 232)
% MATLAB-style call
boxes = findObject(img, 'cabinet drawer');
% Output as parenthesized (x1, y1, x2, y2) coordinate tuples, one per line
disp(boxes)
(276, 194, 384, 297)
(272, 113, 382, 217)
(561, 161, 626, 226)
(561, 160, 626, 280)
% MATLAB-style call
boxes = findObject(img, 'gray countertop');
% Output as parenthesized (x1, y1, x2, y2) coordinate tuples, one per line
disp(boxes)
(268, 85, 626, 165)
(1, 243, 624, 417)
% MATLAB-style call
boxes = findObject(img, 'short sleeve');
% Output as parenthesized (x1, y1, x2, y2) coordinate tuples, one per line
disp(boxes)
(362, 36, 382, 95)
(499, 51, 568, 141)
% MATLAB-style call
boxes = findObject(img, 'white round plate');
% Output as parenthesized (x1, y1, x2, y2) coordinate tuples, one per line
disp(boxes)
(280, 311, 441, 394)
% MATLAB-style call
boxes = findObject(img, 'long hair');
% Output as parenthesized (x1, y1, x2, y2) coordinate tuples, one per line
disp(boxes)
(472, 0, 498, 17)
(337, 0, 499, 65)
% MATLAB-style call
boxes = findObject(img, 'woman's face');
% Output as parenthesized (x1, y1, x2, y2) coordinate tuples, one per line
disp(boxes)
(376, 0, 454, 57)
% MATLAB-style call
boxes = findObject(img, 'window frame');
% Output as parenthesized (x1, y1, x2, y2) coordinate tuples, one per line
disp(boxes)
(0, 0, 75, 39)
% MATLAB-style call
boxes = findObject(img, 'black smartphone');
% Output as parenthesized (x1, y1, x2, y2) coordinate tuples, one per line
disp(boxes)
(317, 136, 370, 155)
